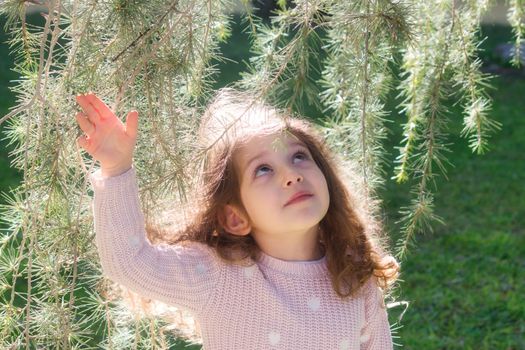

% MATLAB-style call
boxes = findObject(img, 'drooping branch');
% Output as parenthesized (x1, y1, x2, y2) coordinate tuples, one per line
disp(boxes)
(0, 0, 505, 347)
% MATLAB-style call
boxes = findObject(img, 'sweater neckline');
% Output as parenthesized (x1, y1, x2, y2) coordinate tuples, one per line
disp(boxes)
(256, 250, 328, 277)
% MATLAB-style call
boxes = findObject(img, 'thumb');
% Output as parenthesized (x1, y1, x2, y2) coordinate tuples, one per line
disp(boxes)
(125, 110, 139, 139)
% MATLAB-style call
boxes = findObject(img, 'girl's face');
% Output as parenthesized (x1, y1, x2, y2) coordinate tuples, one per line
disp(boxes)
(234, 132, 330, 238)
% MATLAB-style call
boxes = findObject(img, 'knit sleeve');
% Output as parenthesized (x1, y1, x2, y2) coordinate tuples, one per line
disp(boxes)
(89, 166, 221, 315)
(360, 276, 393, 350)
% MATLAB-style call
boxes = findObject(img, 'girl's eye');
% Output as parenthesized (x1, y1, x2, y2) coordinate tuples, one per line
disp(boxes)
(293, 151, 308, 163)
(253, 151, 309, 178)
(254, 165, 272, 178)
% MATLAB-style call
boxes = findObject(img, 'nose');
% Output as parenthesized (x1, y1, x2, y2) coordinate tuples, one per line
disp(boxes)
(283, 169, 303, 187)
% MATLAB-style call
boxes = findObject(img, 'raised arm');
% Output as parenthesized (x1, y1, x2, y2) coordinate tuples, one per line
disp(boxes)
(75, 93, 137, 177)
(76, 93, 221, 314)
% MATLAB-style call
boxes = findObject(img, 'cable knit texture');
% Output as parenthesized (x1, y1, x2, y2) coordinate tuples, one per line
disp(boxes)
(90, 166, 393, 350)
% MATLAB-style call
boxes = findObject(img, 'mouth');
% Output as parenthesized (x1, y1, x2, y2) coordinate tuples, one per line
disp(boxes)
(284, 192, 313, 206)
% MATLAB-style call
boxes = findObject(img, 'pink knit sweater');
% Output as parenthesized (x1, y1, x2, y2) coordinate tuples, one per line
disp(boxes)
(90, 166, 393, 350)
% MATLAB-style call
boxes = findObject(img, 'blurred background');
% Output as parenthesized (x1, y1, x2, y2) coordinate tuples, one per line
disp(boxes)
(0, 1, 523, 349)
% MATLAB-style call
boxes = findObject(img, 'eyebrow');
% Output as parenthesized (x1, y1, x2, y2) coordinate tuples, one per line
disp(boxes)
(243, 141, 308, 176)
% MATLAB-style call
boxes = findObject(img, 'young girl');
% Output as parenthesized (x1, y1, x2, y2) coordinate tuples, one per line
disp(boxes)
(75, 88, 399, 350)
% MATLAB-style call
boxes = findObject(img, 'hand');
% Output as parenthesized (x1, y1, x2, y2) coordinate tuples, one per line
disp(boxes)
(75, 93, 139, 177)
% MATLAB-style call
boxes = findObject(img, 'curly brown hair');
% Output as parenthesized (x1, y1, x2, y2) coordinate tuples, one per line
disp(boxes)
(146, 88, 399, 299)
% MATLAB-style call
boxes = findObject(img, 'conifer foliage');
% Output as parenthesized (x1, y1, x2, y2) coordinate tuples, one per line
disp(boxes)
(0, 0, 519, 348)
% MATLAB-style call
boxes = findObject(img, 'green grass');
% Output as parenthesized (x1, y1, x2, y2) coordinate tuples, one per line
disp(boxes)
(0, 14, 523, 350)
(380, 26, 525, 348)
(393, 230, 524, 349)
(382, 52, 525, 350)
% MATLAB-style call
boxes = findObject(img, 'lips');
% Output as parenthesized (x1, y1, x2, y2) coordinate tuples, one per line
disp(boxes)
(284, 191, 313, 206)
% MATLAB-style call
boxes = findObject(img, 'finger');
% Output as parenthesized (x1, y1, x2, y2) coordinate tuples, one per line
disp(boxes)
(86, 93, 115, 120)
(76, 135, 90, 150)
(125, 110, 139, 139)
(75, 94, 101, 124)
(75, 112, 95, 136)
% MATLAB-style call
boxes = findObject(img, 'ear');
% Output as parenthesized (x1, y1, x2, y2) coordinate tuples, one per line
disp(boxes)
(219, 204, 252, 236)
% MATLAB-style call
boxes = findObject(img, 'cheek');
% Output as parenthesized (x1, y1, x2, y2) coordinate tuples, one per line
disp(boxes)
(316, 171, 330, 203)
(240, 184, 273, 217)
(239, 185, 260, 215)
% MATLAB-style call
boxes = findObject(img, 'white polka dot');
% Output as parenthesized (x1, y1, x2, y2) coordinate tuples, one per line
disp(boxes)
(307, 297, 321, 311)
(360, 331, 370, 344)
(268, 331, 280, 345)
(195, 263, 207, 274)
(243, 265, 256, 278)
(129, 235, 140, 248)
(339, 337, 350, 350)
